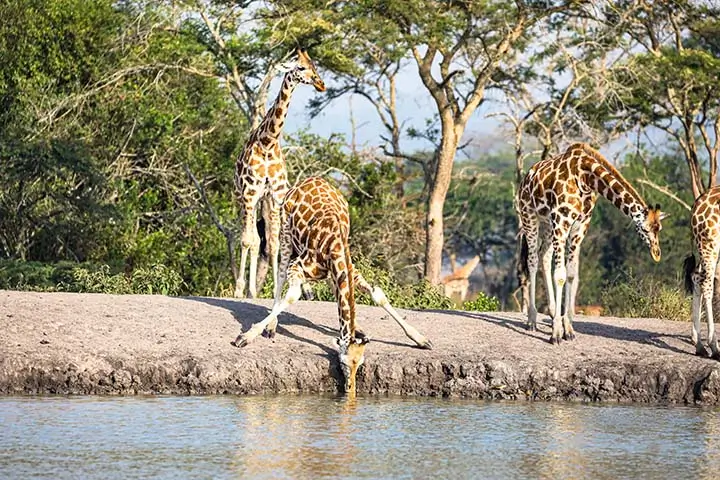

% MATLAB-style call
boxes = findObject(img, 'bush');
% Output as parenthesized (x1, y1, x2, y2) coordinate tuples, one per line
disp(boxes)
(462, 292, 501, 312)
(0, 260, 184, 296)
(600, 270, 690, 321)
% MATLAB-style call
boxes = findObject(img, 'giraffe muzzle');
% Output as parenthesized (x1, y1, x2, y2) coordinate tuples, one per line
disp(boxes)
(314, 80, 326, 92)
(651, 246, 661, 262)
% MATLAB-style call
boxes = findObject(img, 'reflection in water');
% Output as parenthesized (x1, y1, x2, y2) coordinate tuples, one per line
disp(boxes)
(1, 396, 719, 480)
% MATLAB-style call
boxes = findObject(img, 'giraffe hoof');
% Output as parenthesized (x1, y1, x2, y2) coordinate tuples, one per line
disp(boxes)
(549, 336, 561, 345)
(563, 332, 576, 341)
(231, 335, 249, 348)
(696, 346, 710, 358)
(418, 339, 433, 350)
(526, 323, 537, 332)
(263, 329, 276, 339)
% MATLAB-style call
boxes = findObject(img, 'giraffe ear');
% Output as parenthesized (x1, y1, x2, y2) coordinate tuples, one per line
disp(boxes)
(659, 212, 670, 221)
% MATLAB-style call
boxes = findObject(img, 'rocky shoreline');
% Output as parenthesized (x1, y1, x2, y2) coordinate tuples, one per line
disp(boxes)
(2, 290, 719, 404)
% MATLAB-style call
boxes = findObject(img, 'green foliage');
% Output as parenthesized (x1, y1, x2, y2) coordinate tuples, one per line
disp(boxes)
(601, 270, 691, 321)
(0, 260, 184, 295)
(0, 259, 78, 291)
(462, 293, 501, 312)
(68, 264, 184, 295)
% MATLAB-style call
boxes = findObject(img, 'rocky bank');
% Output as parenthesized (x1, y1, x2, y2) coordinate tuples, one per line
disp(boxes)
(2, 290, 719, 404)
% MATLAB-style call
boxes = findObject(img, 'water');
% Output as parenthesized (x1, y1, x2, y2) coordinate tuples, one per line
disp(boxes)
(1, 396, 719, 480)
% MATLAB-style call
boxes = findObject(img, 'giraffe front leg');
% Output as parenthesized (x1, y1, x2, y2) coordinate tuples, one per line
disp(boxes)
(540, 236, 555, 319)
(353, 270, 432, 349)
(562, 217, 589, 341)
(562, 257, 579, 342)
(550, 226, 568, 345)
(232, 262, 304, 348)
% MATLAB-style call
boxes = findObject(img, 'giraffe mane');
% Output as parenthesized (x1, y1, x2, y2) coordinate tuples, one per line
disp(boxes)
(575, 143, 648, 209)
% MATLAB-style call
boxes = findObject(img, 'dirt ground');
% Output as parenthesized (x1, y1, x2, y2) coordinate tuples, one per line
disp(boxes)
(2, 289, 720, 404)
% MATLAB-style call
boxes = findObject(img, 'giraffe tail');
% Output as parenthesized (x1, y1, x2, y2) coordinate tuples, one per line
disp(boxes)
(683, 254, 696, 295)
(519, 232, 529, 277)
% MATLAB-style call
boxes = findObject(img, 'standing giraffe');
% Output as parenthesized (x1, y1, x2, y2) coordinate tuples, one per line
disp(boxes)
(683, 186, 720, 359)
(234, 49, 325, 298)
(517, 143, 667, 344)
(232, 177, 432, 393)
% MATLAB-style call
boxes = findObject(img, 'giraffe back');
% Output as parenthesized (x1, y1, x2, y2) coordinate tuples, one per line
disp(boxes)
(282, 176, 351, 267)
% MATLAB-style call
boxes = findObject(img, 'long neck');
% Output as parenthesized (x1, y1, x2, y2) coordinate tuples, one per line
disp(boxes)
(585, 157, 647, 224)
(331, 236, 356, 342)
(257, 72, 298, 142)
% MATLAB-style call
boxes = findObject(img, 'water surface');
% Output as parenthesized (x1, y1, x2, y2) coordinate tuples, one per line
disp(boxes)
(1, 396, 719, 479)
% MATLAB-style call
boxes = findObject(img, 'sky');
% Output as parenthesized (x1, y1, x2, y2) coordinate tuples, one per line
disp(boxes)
(277, 67, 511, 159)
(275, 64, 650, 167)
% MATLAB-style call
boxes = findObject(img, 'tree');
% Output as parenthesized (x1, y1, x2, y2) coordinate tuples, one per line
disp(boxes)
(586, 0, 720, 198)
(270, 0, 584, 284)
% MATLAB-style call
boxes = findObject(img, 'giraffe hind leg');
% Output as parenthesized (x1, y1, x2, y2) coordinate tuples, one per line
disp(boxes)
(691, 268, 707, 357)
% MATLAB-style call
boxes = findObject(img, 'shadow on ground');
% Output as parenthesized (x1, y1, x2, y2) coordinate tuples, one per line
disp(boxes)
(183, 296, 337, 356)
(443, 309, 692, 356)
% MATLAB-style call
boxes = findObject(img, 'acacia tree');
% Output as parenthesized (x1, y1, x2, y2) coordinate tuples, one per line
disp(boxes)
(271, 0, 583, 284)
(587, 0, 720, 198)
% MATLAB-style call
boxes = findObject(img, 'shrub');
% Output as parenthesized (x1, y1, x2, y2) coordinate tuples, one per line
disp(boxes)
(0, 260, 184, 296)
(462, 292, 501, 312)
(600, 270, 690, 321)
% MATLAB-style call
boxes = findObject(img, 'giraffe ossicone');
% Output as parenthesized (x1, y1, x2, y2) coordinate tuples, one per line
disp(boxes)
(517, 143, 667, 345)
(233, 48, 326, 299)
(231, 177, 432, 395)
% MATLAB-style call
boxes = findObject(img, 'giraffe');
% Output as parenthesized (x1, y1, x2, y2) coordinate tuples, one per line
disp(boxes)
(231, 176, 432, 394)
(683, 185, 720, 359)
(516, 143, 667, 344)
(234, 49, 325, 299)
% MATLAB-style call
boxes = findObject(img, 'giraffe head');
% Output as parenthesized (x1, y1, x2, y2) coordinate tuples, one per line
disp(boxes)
(280, 49, 326, 92)
(337, 336, 369, 394)
(636, 203, 669, 262)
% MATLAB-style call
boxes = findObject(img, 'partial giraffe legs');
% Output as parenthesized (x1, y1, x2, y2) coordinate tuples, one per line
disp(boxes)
(691, 251, 720, 359)
(233, 266, 432, 350)
(560, 213, 592, 342)
(236, 194, 262, 299)
(549, 222, 569, 345)
(540, 231, 555, 319)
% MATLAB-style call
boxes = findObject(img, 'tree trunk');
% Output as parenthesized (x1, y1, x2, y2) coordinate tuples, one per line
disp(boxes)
(424, 131, 458, 284)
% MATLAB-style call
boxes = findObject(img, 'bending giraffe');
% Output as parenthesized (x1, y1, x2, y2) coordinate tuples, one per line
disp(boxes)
(231, 177, 432, 393)
(234, 49, 325, 298)
(516, 143, 667, 344)
(683, 186, 720, 359)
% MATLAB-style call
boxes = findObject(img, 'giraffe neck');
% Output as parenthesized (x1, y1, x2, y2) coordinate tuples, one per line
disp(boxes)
(256, 72, 299, 142)
(582, 154, 647, 225)
(331, 234, 356, 344)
